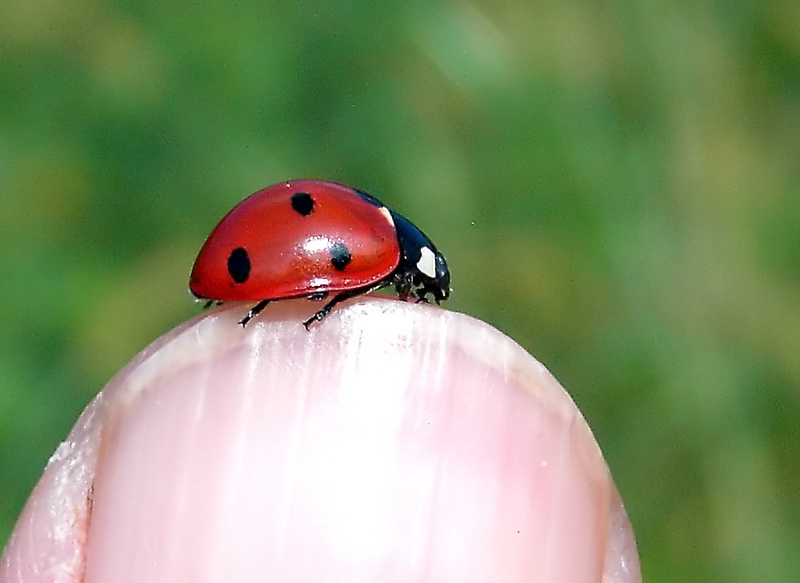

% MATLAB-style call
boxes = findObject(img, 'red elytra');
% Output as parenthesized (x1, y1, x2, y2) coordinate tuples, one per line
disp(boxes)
(190, 180, 450, 328)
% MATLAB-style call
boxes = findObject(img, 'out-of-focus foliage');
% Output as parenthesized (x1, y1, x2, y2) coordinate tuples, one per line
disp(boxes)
(1, 0, 798, 580)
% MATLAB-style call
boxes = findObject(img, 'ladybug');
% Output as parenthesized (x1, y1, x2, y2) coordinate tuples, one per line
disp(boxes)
(190, 180, 450, 328)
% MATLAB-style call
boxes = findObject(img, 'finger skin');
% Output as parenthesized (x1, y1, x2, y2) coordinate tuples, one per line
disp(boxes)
(1, 298, 640, 582)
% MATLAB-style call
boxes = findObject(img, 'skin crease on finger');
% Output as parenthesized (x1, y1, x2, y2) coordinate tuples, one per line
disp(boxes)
(0, 297, 641, 583)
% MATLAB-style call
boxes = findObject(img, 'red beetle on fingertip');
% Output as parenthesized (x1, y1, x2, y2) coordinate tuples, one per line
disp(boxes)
(189, 180, 451, 328)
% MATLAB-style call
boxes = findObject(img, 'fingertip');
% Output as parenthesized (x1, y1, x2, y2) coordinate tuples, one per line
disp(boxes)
(602, 488, 642, 583)
(2, 297, 640, 582)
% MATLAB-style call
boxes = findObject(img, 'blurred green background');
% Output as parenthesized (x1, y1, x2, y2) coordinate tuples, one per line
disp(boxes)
(1, 0, 798, 580)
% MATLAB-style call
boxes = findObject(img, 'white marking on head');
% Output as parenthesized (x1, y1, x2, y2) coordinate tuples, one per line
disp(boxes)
(378, 206, 394, 227)
(416, 246, 437, 279)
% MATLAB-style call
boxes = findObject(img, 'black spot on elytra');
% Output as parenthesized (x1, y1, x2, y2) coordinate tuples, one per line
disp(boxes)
(291, 191, 315, 216)
(227, 247, 251, 283)
(330, 242, 352, 271)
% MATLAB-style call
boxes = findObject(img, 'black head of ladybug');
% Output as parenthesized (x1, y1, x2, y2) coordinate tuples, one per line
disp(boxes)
(387, 209, 450, 305)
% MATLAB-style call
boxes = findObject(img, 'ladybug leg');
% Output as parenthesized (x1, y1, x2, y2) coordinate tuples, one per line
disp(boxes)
(303, 290, 361, 329)
(303, 282, 389, 329)
(412, 287, 430, 304)
(239, 299, 270, 327)
(394, 274, 413, 301)
(397, 276, 429, 304)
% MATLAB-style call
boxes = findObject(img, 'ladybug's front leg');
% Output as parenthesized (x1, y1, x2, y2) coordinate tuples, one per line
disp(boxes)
(394, 273, 414, 301)
(414, 289, 431, 304)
